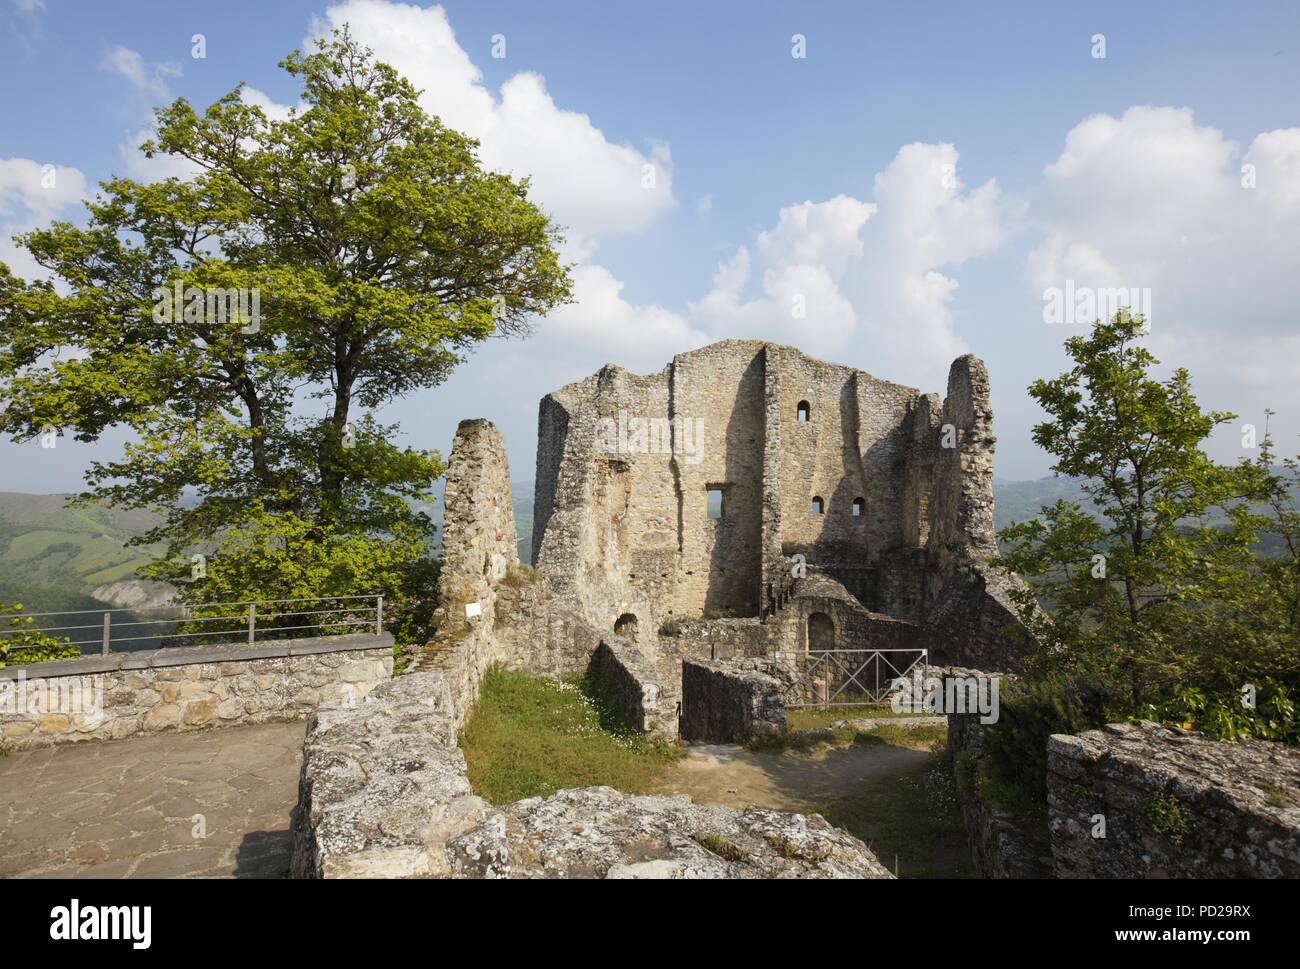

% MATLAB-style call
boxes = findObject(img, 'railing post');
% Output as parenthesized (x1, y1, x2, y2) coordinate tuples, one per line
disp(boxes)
(375, 595, 384, 636)
(101, 611, 111, 656)
(248, 603, 256, 645)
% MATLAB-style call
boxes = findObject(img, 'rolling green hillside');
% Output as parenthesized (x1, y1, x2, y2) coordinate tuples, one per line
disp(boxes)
(0, 493, 165, 612)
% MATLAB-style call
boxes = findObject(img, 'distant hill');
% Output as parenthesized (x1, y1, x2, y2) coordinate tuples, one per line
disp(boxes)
(992, 476, 1093, 531)
(0, 493, 166, 612)
(3, 474, 1284, 612)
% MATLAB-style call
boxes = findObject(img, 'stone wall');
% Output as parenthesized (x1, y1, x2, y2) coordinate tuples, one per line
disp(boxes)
(680, 658, 787, 743)
(438, 419, 519, 632)
(589, 639, 674, 739)
(531, 340, 1033, 680)
(0, 633, 394, 751)
(291, 623, 891, 879)
(1048, 721, 1300, 878)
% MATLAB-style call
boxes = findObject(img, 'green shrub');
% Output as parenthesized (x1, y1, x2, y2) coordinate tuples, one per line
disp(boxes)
(0, 603, 81, 668)
(982, 676, 1109, 813)
(1147, 789, 1193, 845)
(1141, 681, 1299, 745)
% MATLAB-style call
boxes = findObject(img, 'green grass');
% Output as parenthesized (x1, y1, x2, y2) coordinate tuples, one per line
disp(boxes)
(814, 752, 972, 879)
(747, 719, 948, 754)
(785, 703, 929, 731)
(459, 664, 681, 805)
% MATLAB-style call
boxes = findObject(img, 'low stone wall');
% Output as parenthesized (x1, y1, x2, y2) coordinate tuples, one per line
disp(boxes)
(588, 639, 674, 740)
(0, 633, 393, 751)
(1048, 721, 1300, 878)
(663, 618, 771, 660)
(680, 658, 787, 743)
(291, 633, 498, 878)
(290, 628, 894, 879)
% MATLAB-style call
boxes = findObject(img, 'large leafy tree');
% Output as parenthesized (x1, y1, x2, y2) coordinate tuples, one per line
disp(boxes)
(998, 310, 1272, 709)
(0, 30, 571, 637)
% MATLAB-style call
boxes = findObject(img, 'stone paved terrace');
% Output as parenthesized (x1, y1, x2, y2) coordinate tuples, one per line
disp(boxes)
(0, 720, 306, 878)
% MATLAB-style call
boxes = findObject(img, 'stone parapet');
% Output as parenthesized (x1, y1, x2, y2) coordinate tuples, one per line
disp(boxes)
(1047, 721, 1300, 878)
(0, 634, 394, 750)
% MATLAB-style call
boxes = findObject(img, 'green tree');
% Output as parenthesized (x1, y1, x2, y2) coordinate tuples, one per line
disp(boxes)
(998, 310, 1267, 709)
(0, 30, 571, 640)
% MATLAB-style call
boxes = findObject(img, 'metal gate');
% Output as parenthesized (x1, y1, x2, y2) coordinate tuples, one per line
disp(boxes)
(776, 648, 928, 708)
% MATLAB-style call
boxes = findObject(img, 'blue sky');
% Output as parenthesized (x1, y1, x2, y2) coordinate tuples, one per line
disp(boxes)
(2, 0, 1299, 493)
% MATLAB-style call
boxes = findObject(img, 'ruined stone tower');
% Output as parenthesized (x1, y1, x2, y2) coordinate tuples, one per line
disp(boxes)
(530, 339, 1028, 671)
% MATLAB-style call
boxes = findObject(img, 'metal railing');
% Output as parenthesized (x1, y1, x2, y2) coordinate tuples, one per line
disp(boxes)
(774, 647, 928, 707)
(0, 595, 385, 657)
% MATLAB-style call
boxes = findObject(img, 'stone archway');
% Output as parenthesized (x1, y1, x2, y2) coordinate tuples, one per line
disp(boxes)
(807, 611, 835, 652)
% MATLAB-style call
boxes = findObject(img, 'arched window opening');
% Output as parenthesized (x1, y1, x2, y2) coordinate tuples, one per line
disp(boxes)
(851, 497, 865, 518)
(811, 496, 824, 515)
(796, 400, 811, 422)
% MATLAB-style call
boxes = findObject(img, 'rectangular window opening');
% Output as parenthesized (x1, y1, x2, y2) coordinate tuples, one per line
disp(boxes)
(707, 487, 724, 519)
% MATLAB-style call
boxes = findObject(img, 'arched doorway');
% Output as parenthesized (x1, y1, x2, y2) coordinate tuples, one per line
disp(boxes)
(807, 612, 835, 652)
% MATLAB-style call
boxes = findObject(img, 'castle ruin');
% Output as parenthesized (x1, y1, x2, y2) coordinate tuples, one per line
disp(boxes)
(529, 339, 1030, 691)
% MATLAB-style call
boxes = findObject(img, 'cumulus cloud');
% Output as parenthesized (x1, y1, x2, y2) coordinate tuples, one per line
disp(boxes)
(311, 0, 675, 258)
(1026, 105, 1300, 457)
(688, 144, 1004, 381)
(0, 158, 87, 279)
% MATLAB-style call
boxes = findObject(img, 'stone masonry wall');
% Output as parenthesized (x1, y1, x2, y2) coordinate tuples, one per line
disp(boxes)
(680, 658, 787, 743)
(946, 681, 1053, 879)
(532, 340, 1033, 679)
(0, 634, 394, 751)
(292, 615, 892, 878)
(438, 419, 518, 632)
(1048, 721, 1300, 878)
(589, 639, 674, 740)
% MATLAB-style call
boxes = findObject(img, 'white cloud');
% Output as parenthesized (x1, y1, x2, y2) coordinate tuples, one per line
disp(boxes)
(116, 125, 202, 184)
(12, 0, 45, 13)
(546, 264, 707, 358)
(100, 45, 180, 98)
(311, 1, 675, 258)
(0, 158, 87, 279)
(1027, 105, 1300, 459)
(689, 145, 1004, 380)
(239, 86, 298, 123)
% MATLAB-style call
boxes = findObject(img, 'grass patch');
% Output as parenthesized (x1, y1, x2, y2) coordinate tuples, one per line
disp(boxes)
(691, 832, 748, 863)
(747, 720, 947, 754)
(460, 664, 680, 805)
(785, 703, 928, 731)
(499, 563, 539, 588)
(813, 752, 972, 879)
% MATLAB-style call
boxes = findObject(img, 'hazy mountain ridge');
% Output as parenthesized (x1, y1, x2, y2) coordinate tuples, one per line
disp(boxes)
(2, 475, 1285, 612)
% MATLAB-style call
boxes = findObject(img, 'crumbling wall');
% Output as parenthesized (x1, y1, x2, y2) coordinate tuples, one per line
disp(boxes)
(292, 615, 892, 879)
(680, 658, 787, 743)
(946, 679, 1054, 879)
(1047, 721, 1300, 878)
(438, 419, 518, 631)
(531, 340, 1032, 676)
